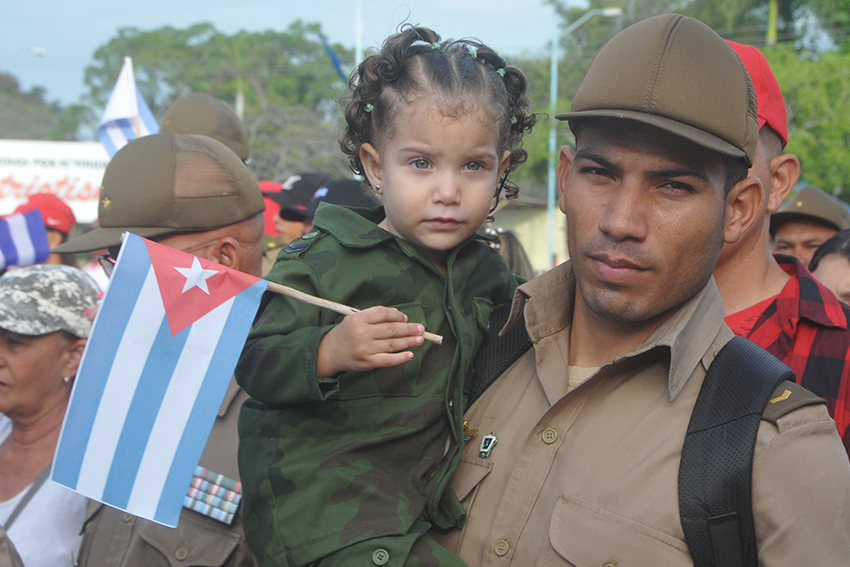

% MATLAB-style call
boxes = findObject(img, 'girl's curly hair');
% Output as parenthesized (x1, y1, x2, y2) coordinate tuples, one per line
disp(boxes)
(339, 26, 536, 205)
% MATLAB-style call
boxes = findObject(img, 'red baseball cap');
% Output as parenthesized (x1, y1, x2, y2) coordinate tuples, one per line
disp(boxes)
(14, 193, 76, 234)
(726, 40, 788, 147)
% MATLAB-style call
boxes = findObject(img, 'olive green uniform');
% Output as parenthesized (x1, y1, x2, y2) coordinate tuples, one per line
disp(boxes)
(236, 204, 516, 566)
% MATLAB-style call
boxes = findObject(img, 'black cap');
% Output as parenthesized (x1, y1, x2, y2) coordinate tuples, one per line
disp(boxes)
(264, 173, 331, 218)
(306, 179, 381, 217)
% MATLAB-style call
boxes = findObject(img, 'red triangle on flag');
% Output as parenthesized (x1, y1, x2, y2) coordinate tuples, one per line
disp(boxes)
(144, 238, 263, 336)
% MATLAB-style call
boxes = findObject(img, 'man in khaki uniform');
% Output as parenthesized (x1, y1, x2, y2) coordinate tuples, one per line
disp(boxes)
(432, 14, 850, 566)
(54, 133, 264, 567)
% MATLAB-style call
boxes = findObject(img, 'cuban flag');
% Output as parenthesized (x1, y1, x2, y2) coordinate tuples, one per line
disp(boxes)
(52, 233, 267, 527)
(0, 209, 50, 269)
(98, 57, 159, 158)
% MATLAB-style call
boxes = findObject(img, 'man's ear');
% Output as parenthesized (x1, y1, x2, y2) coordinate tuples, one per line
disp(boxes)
(359, 143, 382, 189)
(724, 175, 764, 244)
(765, 153, 801, 213)
(210, 237, 241, 270)
(556, 146, 575, 214)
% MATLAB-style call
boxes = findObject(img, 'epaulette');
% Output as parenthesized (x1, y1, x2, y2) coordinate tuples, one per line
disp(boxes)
(282, 230, 324, 256)
(761, 380, 826, 424)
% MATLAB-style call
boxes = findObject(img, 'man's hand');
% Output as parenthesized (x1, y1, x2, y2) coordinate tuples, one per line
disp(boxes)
(316, 306, 425, 378)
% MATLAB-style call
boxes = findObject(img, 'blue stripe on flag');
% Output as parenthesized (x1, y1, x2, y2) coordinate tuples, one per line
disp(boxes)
(0, 219, 17, 268)
(101, 317, 189, 509)
(52, 236, 152, 488)
(23, 209, 50, 263)
(136, 90, 159, 135)
(154, 279, 268, 524)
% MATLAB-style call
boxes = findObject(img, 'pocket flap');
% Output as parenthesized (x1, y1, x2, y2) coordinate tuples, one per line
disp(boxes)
(549, 495, 690, 567)
(451, 457, 492, 502)
(138, 511, 241, 566)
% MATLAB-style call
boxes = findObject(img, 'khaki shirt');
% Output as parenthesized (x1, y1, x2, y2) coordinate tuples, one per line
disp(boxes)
(76, 378, 256, 567)
(433, 262, 850, 566)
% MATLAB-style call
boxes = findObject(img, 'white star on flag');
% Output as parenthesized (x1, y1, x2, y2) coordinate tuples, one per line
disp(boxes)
(174, 257, 219, 295)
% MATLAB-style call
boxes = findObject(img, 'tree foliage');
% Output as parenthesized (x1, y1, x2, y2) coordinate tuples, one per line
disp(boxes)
(0, 71, 87, 140)
(81, 21, 354, 180)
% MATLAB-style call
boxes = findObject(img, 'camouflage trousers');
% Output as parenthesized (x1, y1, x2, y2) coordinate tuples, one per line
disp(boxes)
(305, 521, 467, 567)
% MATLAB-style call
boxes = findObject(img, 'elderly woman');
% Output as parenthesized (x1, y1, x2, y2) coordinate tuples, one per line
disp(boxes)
(0, 265, 99, 567)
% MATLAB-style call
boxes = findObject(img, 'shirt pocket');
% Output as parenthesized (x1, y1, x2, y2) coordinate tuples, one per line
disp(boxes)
(330, 301, 426, 401)
(545, 494, 691, 567)
(137, 511, 242, 566)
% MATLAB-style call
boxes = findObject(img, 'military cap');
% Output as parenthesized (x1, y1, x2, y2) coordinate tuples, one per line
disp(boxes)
(265, 173, 331, 220)
(0, 265, 99, 338)
(53, 133, 265, 254)
(771, 185, 850, 234)
(160, 93, 250, 161)
(558, 14, 759, 166)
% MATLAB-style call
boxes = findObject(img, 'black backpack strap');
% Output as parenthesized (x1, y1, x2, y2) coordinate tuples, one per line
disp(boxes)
(679, 336, 795, 567)
(467, 302, 532, 409)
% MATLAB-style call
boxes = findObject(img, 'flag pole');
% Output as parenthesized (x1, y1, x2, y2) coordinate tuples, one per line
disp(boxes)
(266, 281, 443, 345)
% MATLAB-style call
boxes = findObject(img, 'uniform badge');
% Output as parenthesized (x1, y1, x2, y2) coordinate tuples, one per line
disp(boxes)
(463, 420, 479, 442)
(479, 431, 497, 458)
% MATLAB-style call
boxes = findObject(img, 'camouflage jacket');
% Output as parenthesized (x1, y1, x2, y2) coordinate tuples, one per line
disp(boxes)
(235, 203, 517, 566)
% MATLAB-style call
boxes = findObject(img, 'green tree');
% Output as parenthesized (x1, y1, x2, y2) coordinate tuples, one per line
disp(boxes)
(82, 21, 354, 179)
(0, 71, 83, 140)
(767, 44, 850, 199)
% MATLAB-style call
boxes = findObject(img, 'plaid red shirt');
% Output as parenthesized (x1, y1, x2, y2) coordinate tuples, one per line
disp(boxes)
(725, 255, 850, 455)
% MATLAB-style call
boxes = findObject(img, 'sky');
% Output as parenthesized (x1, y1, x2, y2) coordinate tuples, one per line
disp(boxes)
(3, 0, 561, 107)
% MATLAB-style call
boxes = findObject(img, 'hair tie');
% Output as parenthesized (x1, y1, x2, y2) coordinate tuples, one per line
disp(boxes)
(496, 68, 505, 77)
(510, 116, 517, 125)
(431, 42, 440, 50)
(468, 46, 478, 59)
(364, 103, 374, 113)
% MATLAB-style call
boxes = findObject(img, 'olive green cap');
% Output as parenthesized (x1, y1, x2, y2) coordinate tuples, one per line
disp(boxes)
(54, 133, 264, 253)
(160, 92, 250, 161)
(558, 14, 759, 167)
(770, 185, 850, 234)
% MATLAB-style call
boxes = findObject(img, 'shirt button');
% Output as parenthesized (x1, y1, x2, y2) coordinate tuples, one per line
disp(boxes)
(175, 547, 189, 561)
(372, 548, 389, 565)
(122, 513, 133, 522)
(494, 539, 510, 556)
(542, 428, 558, 444)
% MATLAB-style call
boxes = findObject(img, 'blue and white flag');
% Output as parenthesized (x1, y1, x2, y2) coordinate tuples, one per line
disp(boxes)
(52, 233, 267, 527)
(0, 209, 50, 269)
(98, 57, 159, 158)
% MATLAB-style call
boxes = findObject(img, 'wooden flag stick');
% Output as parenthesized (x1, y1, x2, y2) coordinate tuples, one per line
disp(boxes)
(266, 281, 443, 345)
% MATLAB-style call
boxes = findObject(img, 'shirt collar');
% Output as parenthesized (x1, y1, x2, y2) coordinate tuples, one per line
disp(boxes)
(774, 254, 848, 330)
(505, 261, 726, 401)
(312, 202, 394, 248)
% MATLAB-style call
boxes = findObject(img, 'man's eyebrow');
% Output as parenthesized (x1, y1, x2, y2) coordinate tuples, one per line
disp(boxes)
(573, 149, 619, 172)
(646, 167, 711, 183)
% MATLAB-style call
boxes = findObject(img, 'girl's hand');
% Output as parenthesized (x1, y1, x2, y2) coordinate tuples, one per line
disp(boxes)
(316, 306, 425, 378)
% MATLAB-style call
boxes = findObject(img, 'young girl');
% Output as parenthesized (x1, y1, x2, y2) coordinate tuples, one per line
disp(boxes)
(236, 26, 535, 567)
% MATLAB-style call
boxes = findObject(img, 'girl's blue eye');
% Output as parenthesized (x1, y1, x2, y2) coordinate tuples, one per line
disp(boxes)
(465, 162, 483, 171)
(412, 158, 430, 169)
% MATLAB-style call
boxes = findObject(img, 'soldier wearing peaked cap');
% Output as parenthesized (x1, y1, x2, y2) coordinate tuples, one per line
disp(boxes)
(60, 133, 263, 567)
(432, 14, 850, 566)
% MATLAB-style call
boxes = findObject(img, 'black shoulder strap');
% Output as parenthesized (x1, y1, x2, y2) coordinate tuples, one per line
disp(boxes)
(679, 336, 795, 567)
(467, 302, 532, 409)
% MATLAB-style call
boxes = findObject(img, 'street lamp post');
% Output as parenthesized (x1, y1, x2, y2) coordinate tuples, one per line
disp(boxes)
(546, 7, 622, 268)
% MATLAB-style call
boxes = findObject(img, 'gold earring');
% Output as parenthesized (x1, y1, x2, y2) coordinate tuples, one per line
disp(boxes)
(374, 184, 382, 194)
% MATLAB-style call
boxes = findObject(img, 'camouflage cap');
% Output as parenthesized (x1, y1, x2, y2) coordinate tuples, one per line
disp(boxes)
(160, 93, 250, 161)
(0, 265, 100, 338)
(53, 133, 265, 254)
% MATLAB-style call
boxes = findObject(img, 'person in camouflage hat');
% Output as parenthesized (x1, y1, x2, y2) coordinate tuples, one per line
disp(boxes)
(0, 264, 99, 338)
(0, 264, 99, 567)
